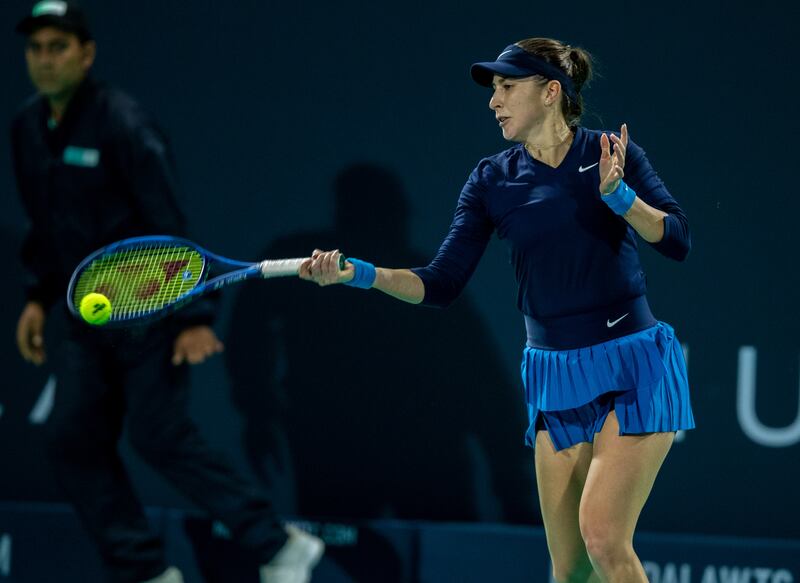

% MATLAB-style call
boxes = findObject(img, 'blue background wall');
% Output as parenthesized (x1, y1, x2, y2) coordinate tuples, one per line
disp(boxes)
(1, 0, 798, 547)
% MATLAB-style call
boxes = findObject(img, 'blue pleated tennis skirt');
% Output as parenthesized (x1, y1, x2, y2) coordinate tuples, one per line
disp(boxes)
(520, 321, 694, 451)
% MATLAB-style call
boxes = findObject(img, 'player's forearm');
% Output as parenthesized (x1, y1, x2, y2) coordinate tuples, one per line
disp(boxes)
(623, 197, 666, 243)
(373, 268, 425, 304)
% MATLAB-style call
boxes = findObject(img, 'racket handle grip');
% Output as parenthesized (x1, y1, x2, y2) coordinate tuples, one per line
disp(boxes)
(259, 255, 347, 278)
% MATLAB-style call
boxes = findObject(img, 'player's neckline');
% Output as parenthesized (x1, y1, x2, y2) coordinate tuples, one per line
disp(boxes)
(522, 126, 582, 171)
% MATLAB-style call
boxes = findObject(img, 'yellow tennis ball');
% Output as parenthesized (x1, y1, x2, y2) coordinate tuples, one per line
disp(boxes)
(79, 292, 112, 325)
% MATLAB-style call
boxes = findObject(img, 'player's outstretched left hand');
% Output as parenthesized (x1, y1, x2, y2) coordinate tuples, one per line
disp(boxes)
(300, 249, 354, 286)
(599, 123, 628, 195)
(173, 325, 224, 365)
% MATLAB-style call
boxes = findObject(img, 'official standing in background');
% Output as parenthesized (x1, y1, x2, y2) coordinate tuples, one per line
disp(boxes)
(11, 2, 323, 582)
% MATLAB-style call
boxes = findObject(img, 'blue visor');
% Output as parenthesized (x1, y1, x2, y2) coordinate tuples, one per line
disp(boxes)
(470, 44, 577, 101)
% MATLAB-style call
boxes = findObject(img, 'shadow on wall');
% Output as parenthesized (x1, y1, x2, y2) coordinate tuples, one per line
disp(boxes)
(224, 163, 536, 526)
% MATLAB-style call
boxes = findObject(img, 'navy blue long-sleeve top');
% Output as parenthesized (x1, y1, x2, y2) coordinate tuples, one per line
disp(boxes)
(11, 77, 214, 326)
(411, 127, 690, 350)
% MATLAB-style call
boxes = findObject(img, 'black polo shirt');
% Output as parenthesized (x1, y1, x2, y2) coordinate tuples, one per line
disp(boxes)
(12, 77, 212, 325)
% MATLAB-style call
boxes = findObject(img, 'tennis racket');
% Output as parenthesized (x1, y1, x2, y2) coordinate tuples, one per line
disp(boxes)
(67, 235, 343, 326)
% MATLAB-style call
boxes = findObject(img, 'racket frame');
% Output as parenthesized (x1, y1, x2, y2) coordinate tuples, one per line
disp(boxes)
(67, 235, 312, 326)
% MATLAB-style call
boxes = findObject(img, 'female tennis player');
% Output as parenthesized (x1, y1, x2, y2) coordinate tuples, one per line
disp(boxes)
(301, 37, 693, 583)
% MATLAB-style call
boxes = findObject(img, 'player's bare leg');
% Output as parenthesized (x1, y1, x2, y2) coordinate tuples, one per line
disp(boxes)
(535, 431, 601, 583)
(579, 411, 674, 582)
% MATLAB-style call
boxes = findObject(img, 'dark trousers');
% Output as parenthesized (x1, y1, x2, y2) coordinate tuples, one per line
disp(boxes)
(46, 315, 287, 583)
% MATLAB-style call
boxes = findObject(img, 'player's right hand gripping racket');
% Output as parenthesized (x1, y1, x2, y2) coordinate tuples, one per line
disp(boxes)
(67, 235, 343, 326)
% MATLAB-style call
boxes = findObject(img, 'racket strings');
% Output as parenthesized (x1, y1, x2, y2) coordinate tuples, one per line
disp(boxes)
(72, 243, 204, 322)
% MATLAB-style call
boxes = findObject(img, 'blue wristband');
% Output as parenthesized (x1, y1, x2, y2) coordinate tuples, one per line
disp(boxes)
(344, 257, 376, 289)
(602, 180, 636, 216)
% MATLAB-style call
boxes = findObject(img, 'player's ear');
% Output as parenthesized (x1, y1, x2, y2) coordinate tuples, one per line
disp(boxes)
(80, 40, 96, 71)
(544, 80, 561, 106)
